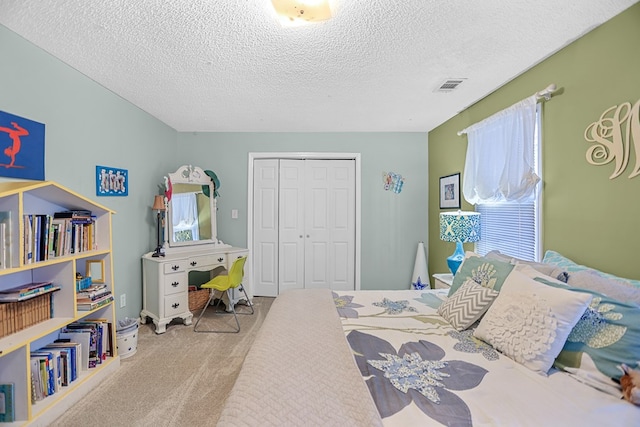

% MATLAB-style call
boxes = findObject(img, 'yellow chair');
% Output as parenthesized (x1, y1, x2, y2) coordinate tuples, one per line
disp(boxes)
(194, 256, 254, 333)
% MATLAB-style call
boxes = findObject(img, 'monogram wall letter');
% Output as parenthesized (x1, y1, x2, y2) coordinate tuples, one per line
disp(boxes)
(584, 99, 640, 179)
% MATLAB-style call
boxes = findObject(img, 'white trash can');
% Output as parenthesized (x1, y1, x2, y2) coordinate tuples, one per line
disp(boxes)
(116, 318, 139, 359)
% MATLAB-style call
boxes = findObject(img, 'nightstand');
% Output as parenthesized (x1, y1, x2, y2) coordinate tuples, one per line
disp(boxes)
(432, 273, 454, 289)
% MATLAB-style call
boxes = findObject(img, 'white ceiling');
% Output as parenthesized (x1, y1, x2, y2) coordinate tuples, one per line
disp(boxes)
(1, 1, 637, 132)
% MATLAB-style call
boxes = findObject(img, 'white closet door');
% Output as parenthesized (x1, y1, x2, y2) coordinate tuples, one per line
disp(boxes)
(252, 159, 279, 297)
(305, 160, 355, 291)
(279, 160, 306, 292)
(252, 157, 356, 296)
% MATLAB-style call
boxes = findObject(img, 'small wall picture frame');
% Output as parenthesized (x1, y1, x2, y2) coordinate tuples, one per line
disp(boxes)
(439, 173, 461, 209)
(86, 259, 105, 283)
(96, 165, 128, 196)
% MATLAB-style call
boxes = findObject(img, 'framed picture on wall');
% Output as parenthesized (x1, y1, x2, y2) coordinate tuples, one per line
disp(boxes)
(439, 173, 460, 209)
(0, 110, 45, 181)
(96, 165, 128, 196)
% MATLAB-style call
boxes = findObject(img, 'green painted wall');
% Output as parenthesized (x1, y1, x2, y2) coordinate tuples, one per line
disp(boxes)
(0, 24, 177, 319)
(174, 132, 429, 290)
(428, 4, 640, 282)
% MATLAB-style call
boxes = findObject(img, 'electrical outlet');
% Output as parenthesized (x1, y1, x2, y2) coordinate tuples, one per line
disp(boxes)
(120, 294, 126, 308)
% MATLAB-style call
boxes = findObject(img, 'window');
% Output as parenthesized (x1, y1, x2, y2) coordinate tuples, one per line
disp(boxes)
(475, 104, 542, 261)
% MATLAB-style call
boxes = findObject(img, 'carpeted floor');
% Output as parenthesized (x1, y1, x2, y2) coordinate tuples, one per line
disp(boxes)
(49, 297, 274, 427)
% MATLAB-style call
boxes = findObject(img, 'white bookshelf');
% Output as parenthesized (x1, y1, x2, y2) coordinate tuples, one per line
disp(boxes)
(0, 181, 120, 425)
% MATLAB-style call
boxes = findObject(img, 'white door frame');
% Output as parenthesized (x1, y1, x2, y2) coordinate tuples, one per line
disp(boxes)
(248, 152, 362, 293)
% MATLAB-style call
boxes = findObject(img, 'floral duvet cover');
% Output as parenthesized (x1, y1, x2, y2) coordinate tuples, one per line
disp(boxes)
(333, 289, 639, 427)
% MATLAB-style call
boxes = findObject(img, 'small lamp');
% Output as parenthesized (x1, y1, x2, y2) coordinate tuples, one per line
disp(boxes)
(152, 195, 166, 257)
(439, 211, 481, 275)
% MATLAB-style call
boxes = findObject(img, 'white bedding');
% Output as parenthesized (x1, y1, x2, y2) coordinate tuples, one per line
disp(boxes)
(218, 288, 640, 426)
(336, 289, 640, 426)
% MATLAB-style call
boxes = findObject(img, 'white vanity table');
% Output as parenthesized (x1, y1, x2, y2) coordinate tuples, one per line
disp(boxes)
(141, 165, 250, 334)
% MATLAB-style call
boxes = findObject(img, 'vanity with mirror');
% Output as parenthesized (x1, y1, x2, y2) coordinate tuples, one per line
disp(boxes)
(141, 165, 250, 334)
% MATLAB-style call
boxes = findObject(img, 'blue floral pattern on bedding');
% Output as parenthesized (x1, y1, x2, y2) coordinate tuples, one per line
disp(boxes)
(333, 292, 364, 318)
(448, 329, 500, 361)
(372, 298, 417, 315)
(347, 330, 487, 426)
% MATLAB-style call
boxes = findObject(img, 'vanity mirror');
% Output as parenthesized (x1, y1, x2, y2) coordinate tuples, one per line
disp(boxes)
(162, 165, 227, 253)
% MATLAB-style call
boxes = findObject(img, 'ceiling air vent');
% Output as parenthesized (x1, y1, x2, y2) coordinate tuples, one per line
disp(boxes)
(435, 79, 467, 93)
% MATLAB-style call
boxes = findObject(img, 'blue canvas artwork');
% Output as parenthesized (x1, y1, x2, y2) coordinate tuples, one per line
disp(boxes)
(0, 111, 45, 180)
(96, 165, 128, 196)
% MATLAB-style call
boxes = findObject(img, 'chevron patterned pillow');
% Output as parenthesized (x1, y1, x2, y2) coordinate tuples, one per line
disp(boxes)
(438, 279, 499, 331)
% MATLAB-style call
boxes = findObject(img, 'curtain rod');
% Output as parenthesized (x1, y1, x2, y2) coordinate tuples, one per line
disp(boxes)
(457, 83, 557, 136)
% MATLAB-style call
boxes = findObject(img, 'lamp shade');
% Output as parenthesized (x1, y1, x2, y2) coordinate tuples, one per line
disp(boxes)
(440, 211, 481, 243)
(152, 195, 166, 211)
(440, 211, 481, 276)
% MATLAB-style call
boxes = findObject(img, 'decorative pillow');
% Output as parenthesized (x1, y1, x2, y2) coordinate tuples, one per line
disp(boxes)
(566, 270, 640, 307)
(474, 270, 592, 375)
(514, 264, 569, 287)
(486, 250, 568, 282)
(542, 250, 640, 289)
(437, 279, 499, 331)
(534, 277, 640, 383)
(448, 252, 514, 297)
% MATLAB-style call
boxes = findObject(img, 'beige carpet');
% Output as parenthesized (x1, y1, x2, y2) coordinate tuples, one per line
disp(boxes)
(49, 297, 274, 427)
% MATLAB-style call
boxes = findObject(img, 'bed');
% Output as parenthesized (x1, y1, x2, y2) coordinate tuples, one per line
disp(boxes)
(217, 251, 640, 426)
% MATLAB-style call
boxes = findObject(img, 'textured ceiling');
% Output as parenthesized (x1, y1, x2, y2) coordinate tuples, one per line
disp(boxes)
(1, 1, 637, 132)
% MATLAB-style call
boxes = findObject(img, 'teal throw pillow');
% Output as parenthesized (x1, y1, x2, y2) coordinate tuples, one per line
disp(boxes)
(535, 277, 640, 381)
(542, 250, 640, 289)
(448, 253, 515, 297)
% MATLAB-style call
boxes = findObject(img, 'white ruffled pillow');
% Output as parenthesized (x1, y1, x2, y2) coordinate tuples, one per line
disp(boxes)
(474, 270, 592, 375)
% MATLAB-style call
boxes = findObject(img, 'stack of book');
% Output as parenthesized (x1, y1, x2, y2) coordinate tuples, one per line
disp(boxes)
(0, 281, 59, 303)
(76, 283, 113, 311)
(0, 282, 60, 338)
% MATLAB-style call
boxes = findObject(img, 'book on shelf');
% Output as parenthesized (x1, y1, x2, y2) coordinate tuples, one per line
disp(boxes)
(58, 332, 91, 371)
(0, 282, 60, 302)
(0, 211, 11, 270)
(77, 293, 113, 311)
(46, 341, 81, 384)
(76, 283, 109, 300)
(23, 214, 33, 264)
(85, 318, 113, 358)
(0, 383, 15, 422)
(30, 358, 43, 403)
(62, 323, 99, 368)
(32, 349, 62, 394)
(53, 209, 92, 219)
(30, 351, 55, 397)
(68, 320, 109, 362)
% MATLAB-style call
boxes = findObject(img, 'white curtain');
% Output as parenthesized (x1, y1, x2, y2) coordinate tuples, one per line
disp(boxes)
(171, 192, 200, 240)
(462, 95, 540, 204)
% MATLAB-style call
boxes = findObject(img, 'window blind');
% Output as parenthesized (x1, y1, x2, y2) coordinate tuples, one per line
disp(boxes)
(475, 202, 537, 261)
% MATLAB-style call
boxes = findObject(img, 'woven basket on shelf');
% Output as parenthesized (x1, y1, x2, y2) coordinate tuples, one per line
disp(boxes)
(188, 289, 210, 312)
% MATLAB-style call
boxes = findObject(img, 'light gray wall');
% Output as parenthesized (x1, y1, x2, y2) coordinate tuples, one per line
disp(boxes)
(1, 23, 430, 322)
(0, 24, 177, 319)
(174, 132, 429, 290)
